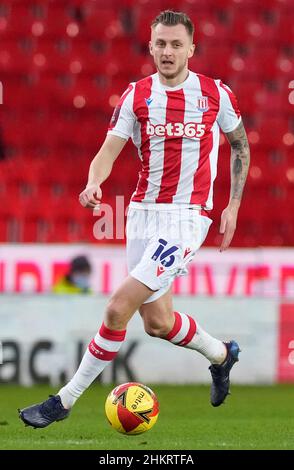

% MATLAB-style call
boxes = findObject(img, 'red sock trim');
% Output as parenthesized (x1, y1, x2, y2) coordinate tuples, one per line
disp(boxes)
(88, 339, 119, 361)
(178, 315, 197, 346)
(165, 311, 182, 341)
(99, 323, 126, 342)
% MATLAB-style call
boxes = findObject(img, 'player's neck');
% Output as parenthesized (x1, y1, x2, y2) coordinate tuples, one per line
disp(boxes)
(158, 69, 189, 88)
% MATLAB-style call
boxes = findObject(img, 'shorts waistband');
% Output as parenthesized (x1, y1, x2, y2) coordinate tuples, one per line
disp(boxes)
(129, 201, 211, 214)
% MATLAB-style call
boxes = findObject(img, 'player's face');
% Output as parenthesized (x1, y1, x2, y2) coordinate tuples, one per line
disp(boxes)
(149, 24, 195, 80)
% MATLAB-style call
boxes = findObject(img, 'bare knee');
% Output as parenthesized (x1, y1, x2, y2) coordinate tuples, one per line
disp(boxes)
(143, 317, 171, 338)
(140, 302, 174, 338)
(105, 296, 130, 330)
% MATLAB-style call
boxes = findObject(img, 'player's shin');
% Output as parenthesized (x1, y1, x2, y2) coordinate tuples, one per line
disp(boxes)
(164, 311, 227, 364)
(58, 323, 126, 409)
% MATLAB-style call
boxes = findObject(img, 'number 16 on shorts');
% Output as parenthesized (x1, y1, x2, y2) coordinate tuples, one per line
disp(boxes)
(151, 239, 179, 267)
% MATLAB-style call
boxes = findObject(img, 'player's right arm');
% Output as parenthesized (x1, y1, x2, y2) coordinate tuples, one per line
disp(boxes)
(79, 83, 135, 209)
(79, 135, 127, 209)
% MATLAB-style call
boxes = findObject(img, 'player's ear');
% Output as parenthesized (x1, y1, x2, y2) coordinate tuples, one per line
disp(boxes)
(188, 43, 195, 59)
(149, 41, 153, 56)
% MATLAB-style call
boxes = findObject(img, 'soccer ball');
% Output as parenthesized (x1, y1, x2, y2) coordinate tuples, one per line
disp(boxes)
(105, 382, 159, 435)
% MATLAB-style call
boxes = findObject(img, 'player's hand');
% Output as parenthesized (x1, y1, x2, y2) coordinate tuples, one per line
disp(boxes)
(79, 184, 102, 209)
(219, 201, 240, 252)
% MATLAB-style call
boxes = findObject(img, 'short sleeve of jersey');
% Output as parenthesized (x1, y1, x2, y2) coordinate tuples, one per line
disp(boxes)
(107, 83, 136, 140)
(216, 80, 242, 133)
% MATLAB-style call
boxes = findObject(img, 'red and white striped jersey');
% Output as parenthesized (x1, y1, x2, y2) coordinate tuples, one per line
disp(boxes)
(108, 71, 241, 209)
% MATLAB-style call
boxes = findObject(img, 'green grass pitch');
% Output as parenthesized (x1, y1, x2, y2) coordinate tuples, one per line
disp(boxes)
(0, 384, 293, 450)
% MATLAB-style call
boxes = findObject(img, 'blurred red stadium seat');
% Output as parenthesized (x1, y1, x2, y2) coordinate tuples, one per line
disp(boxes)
(230, 12, 278, 44)
(256, 116, 291, 148)
(0, 40, 32, 73)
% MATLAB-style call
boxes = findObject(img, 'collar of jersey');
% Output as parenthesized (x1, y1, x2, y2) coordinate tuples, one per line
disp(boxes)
(156, 70, 193, 91)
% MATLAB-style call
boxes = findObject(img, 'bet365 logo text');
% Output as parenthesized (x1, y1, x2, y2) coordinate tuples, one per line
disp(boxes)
(146, 120, 206, 138)
(151, 239, 179, 278)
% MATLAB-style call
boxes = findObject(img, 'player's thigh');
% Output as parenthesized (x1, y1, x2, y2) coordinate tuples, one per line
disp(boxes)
(139, 287, 174, 332)
(106, 275, 156, 327)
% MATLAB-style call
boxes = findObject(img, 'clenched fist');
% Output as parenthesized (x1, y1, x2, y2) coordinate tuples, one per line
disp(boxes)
(79, 184, 102, 209)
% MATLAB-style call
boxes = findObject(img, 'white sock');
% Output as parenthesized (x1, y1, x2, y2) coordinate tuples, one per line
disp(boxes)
(58, 323, 126, 409)
(165, 311, 227, 364)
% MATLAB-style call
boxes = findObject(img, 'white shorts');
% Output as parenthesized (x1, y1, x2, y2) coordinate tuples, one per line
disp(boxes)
(126, 202, 212, 304)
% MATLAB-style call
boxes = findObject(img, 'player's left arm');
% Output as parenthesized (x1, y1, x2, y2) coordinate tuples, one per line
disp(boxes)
(220, 120, 250, 252)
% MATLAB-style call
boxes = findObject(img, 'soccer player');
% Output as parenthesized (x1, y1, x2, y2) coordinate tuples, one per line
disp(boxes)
(19, 10, 250, 428)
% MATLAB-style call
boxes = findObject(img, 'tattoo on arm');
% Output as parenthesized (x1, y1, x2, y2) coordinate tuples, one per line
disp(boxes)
(225, 121, 250, 201)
